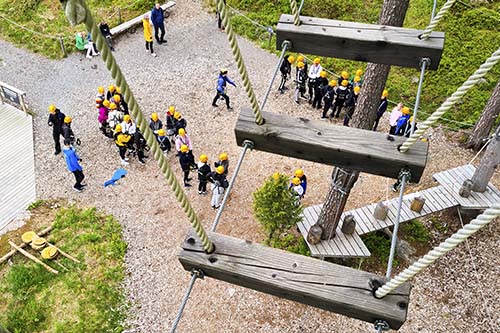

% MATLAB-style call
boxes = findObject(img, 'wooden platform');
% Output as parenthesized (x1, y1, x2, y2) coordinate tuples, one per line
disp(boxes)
(434, 165, 500, 209)
(0, 103, 36, 232)
(276, 14, 444, 70)
(235, 108, 429, 181)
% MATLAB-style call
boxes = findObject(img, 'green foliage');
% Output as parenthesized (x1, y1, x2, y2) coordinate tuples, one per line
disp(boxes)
(253, 173, 307, 255)
(27, 199, 45, 211)
(226, 0, 500, 127)
(0, 206, 128, 332)
(361, 231, 396, 268)
(400, 219, 430, 243)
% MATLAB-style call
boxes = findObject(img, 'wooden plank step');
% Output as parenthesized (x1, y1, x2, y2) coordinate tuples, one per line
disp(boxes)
(235, 108, 429, 181)
(178, 232, 409, 329)
(276, 14, 444, 70)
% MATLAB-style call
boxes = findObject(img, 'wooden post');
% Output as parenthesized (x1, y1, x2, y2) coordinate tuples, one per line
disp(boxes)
(118, 7, 122, 24)
(471, 126, 500, 192)
(0, 226, 52, 264)
(178, 232, 410, 329)
(9, 241, 58, 274)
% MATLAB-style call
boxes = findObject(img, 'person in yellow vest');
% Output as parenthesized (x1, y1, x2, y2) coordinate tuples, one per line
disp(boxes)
(114, 124, 132, 166)
(142, 14, 157, 57)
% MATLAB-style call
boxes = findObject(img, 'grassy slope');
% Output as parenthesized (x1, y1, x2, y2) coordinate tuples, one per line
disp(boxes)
(226, 0, 500, 127)
(0, 204, 128, 333)
(0, 0, 150, 58)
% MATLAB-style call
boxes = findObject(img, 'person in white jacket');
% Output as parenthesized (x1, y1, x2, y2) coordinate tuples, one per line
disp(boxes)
(307, 57, 323, 103)
(121, 114, 136, 135)
(107, 102, 123, 130)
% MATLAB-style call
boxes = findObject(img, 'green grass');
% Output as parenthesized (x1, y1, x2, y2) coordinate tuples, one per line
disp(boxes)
(361, 231, 396, 269)
(0, 205, 128, 333)
(400, 219, 430, 243)
(223, 0, 500, 128)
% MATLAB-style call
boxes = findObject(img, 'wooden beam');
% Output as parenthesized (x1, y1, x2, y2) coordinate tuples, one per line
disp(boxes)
(178, 232, 411, 330)
(276, 14, 444, 70)
(234, 108, 428, 181)
(0, 226, 53, 265)
(9, 241, 58, 274)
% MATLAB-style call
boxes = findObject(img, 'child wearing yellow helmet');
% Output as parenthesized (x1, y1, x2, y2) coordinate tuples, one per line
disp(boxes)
(156, 128, 171, 153)
(208, 165, 229, 209)
(214, 152, 229, 176)
(307, 57, 323, 104)
(343, 84, 360, 127)
(197, 154, 211, 195)
(312, 70, 328, 110)
(373, 89, 389, 131)
(149, 112, 163, 136)
(290, 177, 304, 203)
(278, 54, 295, 93)
(179, 144, 197, 187)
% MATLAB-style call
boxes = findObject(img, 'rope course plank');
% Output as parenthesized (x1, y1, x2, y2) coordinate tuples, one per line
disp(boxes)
(216, 0, 264, 125)
(60, 0, 214, 253)
(289, 0, 301, 26)
(375, 204, 500, 298)
(399, 46, 500, 152)
(420, 0, 457, 40)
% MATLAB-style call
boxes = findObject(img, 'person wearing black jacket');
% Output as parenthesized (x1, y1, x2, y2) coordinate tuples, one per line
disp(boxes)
(312, 71, 328, 110)
(331, 80, 349, 118)
(62, 116, 75, 145)
(47, 104, 66, 155)
(321, 80, 336, 119)
(99, 21, 114, 51)
(343, 86, 360, 126)
(179, 144, 196, 187)
(197, 154, 211, 194)
(373, 89, 389, 131)
(173, 112, 187, 135)
(278, 55, 294, 93)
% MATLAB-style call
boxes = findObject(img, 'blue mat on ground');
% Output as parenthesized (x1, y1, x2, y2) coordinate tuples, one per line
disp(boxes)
(104, 168, 128, 187)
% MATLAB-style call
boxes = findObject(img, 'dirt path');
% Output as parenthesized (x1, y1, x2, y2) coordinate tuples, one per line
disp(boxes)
(0, 0, 498, 332)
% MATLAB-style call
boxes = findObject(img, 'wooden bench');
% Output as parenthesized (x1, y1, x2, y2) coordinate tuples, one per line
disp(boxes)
(110, 1, 176, 37)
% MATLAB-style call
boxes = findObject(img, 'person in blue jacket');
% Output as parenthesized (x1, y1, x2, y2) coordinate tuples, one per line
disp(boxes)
(151, 3, 166, 44)
(63, 139, 85, 192)
(211, 69, 236, 110)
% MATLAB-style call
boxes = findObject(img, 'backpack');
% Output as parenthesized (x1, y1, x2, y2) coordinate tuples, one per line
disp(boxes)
(336, 87, 348, 100)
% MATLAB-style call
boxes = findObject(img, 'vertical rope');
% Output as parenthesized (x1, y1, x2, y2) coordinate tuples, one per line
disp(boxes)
(420, 0, 456, 40)
(375, 205, 500, 298)
(216, 0, 264, 125)
(289, 0, 301, 26)
(400, 47, 500, 153)
(61, 0, 214, 253)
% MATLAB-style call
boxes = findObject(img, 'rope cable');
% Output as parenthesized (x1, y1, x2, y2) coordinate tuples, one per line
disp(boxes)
(60, 0, 214, 253)
(169, 270, 203, 333)
(375, 205, 500, 298)
(410, 58, 429, 134)
(399, 46, 500, 152)
(289, 0, 301, 26)
(420, 0, 457, 40)
(260, 41, 290, 113)
(216, 0, 264, 125)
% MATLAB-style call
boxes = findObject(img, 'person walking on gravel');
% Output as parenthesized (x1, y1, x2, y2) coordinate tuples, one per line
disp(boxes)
(47, 104, 66, 155)
(63, 139, 85, 192)
(142, 14, 157, 57)
(151, 3, 166, 44)
(212, 69, 236, 110)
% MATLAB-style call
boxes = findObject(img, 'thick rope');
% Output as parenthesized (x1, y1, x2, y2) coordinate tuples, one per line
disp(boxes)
(289, 0, 301, 26)
(420, 0, 456, 40)
(375, 205, 500, 298)
(61, 0, 214, 253)
(216, 0, 264, 125)
(399, 47, 500, 152)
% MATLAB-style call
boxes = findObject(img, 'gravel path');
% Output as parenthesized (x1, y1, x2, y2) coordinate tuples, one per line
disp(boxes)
(0, 1, 498, 332)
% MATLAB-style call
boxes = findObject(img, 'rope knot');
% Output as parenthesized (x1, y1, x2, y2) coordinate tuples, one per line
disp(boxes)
(60, 0, 87, 26)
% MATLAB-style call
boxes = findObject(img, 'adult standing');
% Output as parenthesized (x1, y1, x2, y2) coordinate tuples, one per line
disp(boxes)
(151, 3, 166, 44)
(372, 89, 389, 131)
(47, 104, 66, 155)
(142, 14, 157, 57)
(211, 69, 236, 110)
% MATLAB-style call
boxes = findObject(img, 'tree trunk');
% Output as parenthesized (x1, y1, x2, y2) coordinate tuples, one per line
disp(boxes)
(470, 125, 500, 192)
(308, 0, 410, 243)
(466, 80, 500, 151)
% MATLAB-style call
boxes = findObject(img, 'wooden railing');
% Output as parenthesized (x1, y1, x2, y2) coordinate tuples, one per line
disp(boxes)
(0, 81, 28, 114)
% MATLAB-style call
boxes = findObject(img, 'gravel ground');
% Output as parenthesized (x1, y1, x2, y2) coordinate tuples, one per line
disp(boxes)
(0, 1, 498, 332)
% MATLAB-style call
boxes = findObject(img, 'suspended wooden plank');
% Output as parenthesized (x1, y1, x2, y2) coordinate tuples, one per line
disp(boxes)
(178, 232, 411, 329)
(276, 14, 445, 70)
(234, 108, 428, 181)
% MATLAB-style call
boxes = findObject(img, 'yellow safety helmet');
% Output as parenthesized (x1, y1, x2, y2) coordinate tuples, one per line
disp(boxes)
(297, 61, 305, 68)
(216, 165, 225, 174)
(109, 102, 117, 110)
(294, 169, 304, 177)
(355, 69, 363, 76)
(313, 57, 321, 64)
(97, 86, 105, 94)
(329, 80, 337, 87)
(341, 71, 349, 79)
(219, 152, 228, 161)
(354, 75, 361, 82)
(174, 112, 181, 120)
(297, 55, 304, 63)
(178, 128, 186, 136)
(288, 55, 295, 64)
(409, 116, 415, 123)
(115, 124, 122, 132)
(123, 114, 131, 122)
(402, 107, 411, 115)
(180, 144, 189, 153)
(272, 172, 280, 181)
(353, 86, 361, 94)
(158, 128, 166, 136)
(199, 154, 208, 163)
(168, 105, 175, 113)
(48, 104, 56, 113)
(292, 177, 301, 186)
(113, 94, 121, 103)
(103, 100, 110, 107)
(64, 116, 72, 124)
(382, 89, 389, 97)
(108, 84, 116, 92)
(151, 112, 158, 121)
(341, 80, 348, 87)
(320, 71, 327, 78)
